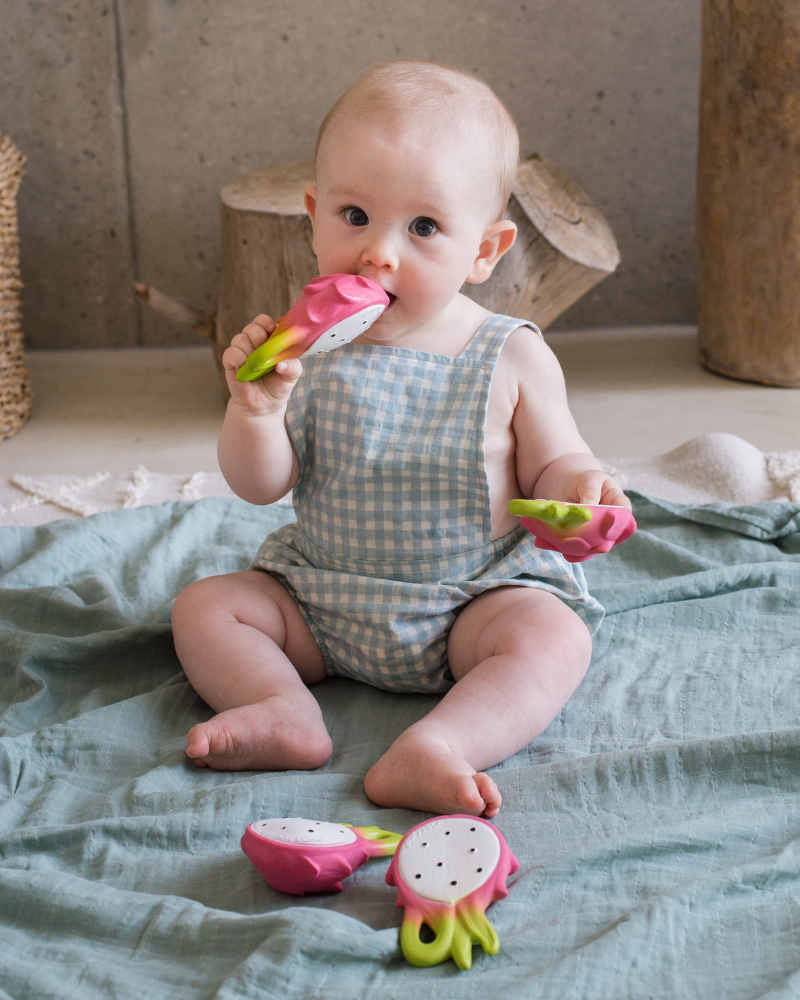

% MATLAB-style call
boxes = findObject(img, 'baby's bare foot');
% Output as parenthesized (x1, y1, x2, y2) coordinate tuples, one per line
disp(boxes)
(186, 695, 332, 771)
(364, 728, 502, 818)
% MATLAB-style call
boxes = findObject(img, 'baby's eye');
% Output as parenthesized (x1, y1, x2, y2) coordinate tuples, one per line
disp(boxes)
(409, 217, 438, 238)
(343, 207, 369, 227)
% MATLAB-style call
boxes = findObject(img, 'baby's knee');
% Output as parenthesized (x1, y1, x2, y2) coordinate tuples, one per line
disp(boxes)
(501, 593, 592, 670)
(171, 575, 227, 631)
(556, 605, 593, 664)
(538, 600, 592, 674)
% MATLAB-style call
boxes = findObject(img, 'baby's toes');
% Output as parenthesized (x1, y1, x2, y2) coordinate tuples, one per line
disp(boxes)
(186, 723, 212, 761)
(454, 773, 490, 816)
(474, 772, 502, 818)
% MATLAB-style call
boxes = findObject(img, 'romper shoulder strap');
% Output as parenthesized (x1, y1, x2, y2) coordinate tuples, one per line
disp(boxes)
(459, 314, 543, 366)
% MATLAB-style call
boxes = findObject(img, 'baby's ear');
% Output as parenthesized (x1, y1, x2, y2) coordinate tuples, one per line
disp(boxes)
(304, 184, 318, 255)
(466, 220, 517, 285)
(304, 184, 318, 228)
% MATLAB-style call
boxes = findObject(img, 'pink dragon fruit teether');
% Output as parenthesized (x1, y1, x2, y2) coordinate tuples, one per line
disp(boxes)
(509, 498, 637, 563)
(241, 817, 401, 895)
(385, 815, 519, 970)
(236, 273, 390, 382)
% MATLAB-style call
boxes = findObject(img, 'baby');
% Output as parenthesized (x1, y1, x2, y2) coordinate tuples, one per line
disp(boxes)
(172, 61, 629, 818)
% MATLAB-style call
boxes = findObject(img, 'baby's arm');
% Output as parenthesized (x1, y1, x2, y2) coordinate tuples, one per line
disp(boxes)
(217, 315, 302, 504)
(506, 330, 630, 508)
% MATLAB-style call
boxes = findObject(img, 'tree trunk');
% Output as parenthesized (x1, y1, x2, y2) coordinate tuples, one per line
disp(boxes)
(462, 154, 620, 327)
(215, 161, 318, 389)
(697, 0, 800, 386)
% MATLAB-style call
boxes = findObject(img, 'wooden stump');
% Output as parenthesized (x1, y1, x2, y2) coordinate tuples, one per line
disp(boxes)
(697, 0, 800, 386)
(215, 160, 318, 387)
(463, 154, 620, 327)
(136, 154, 619, 395)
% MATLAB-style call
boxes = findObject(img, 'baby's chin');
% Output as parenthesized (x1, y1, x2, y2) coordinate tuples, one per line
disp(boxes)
(357, 304, 407, 342)
(353, 321, 400, 345)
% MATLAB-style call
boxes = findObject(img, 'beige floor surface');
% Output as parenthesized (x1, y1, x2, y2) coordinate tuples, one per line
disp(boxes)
(2, 325, 799, 477)
(549, 326, 800, 457)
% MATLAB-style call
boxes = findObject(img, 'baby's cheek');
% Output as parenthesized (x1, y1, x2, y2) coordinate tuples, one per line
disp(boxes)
(410, 265, 463, 311)
(312, 228, 357, 274)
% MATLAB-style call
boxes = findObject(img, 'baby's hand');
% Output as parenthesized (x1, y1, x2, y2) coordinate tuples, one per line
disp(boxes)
(224, 315, 302, 415)
(569, 469, 631, 509)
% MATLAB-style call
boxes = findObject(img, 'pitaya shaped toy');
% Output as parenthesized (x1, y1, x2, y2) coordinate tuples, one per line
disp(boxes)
(386, 815, 519, 970)
(509, 498, 637, 563)
(241, 817, 401, 895)
(236, 273, 390, 382)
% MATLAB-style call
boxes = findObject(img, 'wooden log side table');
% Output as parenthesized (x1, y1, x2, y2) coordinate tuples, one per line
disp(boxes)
(697, 0, 800, 386)
(215, 160, 318, 384)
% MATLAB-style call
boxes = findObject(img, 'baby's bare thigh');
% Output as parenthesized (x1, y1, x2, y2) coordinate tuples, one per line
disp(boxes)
(447, 585, 590, 681)
(174, 569, 325, 683)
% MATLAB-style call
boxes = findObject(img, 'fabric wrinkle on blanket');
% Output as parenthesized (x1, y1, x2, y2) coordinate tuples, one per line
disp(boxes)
(2, 493, 800, 997)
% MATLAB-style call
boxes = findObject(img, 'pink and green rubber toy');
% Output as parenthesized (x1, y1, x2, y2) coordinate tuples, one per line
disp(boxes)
(236, 273, 390, 382)
(241, 817, 401, 895)
(509, 498, 637, 562)
(385, 815, 519, 970)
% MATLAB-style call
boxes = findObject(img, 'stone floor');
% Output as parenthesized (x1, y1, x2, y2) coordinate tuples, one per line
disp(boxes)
(547, 326, 800, 457)
(2, 325, 799, 477)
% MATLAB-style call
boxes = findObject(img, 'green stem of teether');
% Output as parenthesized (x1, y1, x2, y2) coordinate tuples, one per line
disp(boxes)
(236, 327, 305, 382)
(459, 907, 499, 957)
(354, 826, 402, 850)
(508, 498, 592, 532)
(401, 910, 456, 968)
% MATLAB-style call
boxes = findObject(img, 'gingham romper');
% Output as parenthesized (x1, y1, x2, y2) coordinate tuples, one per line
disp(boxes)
(254, 313, 604, 693)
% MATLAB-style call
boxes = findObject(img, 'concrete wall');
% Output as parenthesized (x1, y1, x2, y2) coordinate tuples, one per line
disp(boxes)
(1, 0, 700, 349)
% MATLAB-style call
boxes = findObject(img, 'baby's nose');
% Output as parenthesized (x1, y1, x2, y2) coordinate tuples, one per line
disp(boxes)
(361, 232, 399, 271)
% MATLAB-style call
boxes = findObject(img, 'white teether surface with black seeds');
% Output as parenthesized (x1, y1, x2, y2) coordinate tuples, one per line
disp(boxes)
(302, 304, 386, 356)
(397, 818, 501, 904)
(252, 817, 357, 846)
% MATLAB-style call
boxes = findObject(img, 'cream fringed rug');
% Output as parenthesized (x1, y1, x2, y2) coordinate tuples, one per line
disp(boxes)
(0, 467, 292, 527)
(0, 432, 798, 528)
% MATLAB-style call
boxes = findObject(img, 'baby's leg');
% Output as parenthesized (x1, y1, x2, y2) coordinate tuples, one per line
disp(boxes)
(364, 586, 591, 817)
(172, 570, 332, 771)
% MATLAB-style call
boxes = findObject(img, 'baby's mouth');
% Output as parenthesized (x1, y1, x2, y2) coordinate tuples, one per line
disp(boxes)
(385, 293, 397, 309)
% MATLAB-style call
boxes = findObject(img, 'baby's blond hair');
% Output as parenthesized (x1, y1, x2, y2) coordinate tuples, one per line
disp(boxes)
(315, 61, 519, 222)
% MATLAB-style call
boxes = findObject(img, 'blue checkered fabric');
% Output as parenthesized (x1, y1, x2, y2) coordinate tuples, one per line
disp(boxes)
(255, 314, 604, 692)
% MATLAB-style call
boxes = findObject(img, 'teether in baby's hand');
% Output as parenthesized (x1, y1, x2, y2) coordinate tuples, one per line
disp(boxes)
(241, 816, 401, 895)
(509, 498, 637, 563)
(236, 274, 390, 382)
(386, 815, 519, 970)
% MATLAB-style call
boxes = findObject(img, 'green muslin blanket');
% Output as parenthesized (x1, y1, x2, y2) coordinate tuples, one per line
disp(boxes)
(2, 494, 800, 999)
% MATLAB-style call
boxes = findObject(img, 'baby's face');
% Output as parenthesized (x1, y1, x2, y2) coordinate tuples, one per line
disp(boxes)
(307, 121, 502, 344)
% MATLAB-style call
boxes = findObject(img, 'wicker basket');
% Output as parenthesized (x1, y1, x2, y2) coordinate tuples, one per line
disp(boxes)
(0, 134, 32, 441)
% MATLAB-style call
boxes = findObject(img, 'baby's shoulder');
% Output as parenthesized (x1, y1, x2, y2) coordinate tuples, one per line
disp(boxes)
(488, 325, 568, 417)
(496, 324, 562, 382)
